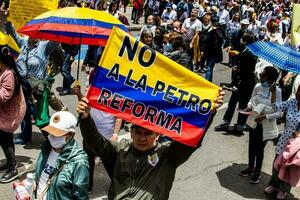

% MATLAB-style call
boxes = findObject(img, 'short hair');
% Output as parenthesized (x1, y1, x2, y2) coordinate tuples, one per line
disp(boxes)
(141, 28, 153, 37)
(191, 8, 199, 13)
(264, 66, 279, 82)
(172, 37, 186, 51)
(242, 32, 255, 45)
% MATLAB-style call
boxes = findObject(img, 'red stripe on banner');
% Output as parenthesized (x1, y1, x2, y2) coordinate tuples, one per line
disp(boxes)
(87, 86, 206, 147)
(20, 23, 113, 36)
(16, 31, 108, 46)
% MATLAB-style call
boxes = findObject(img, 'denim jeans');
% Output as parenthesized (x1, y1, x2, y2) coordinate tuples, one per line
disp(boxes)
(19, 83, 33, 143)
(0, 130, 16, 171)
(205, 57, 218, 82)
(132, 8, 139, 22)
(61, 52, 75, 92)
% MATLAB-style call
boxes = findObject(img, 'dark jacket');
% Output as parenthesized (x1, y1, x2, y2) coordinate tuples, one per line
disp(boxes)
(80, 116, 203, 200)
(166, 50, 193, 71)
(234, 48, 257, 90)
(204, 28, 223, 62)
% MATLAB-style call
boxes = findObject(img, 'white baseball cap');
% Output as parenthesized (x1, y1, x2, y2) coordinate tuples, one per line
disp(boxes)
(42, 111, 77, 137)
(241, 19, 250, 25)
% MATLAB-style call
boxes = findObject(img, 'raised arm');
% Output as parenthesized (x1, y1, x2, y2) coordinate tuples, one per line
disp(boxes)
(77, 97, 118, 177)
(5, 22, 27, 48)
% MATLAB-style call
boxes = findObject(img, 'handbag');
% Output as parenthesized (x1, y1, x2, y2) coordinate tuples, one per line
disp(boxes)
(34, 84, 50, 128)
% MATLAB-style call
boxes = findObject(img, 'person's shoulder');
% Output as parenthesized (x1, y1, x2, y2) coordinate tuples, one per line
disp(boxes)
(254, 82, 262, 88)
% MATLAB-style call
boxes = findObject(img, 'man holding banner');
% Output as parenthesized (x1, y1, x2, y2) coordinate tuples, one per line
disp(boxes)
(77, 27, 224, 199)
(77, 92, 223, 199)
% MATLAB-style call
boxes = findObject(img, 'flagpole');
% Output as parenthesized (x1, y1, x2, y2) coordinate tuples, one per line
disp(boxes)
(77, 36, 82, 80)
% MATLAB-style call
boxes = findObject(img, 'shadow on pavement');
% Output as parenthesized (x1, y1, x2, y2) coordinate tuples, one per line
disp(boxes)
(14, 132, 46, 150)
(216, 163, 299, 200)
(89, 163, 111, 200)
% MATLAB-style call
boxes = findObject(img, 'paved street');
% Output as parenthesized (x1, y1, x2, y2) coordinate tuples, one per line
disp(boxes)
(0, 7, 299, 200)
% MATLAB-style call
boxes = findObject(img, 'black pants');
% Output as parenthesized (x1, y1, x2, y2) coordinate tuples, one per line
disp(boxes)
(223, 85, 254, 125)
(83, 142, 96, 191)
(248, 124, 267, 173)
(0, 130, 16, 171)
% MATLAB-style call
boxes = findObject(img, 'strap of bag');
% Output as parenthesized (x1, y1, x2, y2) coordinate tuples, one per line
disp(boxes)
(38, 163, 65, 200)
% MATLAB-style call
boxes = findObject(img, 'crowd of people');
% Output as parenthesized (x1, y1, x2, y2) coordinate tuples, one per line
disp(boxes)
(0, 0, 300, 199)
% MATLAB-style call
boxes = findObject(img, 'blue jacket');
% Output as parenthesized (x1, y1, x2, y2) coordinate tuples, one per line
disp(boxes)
(5, 22, 57, 80)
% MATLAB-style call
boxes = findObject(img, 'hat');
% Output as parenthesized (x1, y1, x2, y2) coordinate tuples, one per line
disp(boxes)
(247, 7, 255, 13)
(42, 111, 77, 137)
(211, 6, 218, 12)
(241, 19, 250, 25)
(201, 11, 209, 18)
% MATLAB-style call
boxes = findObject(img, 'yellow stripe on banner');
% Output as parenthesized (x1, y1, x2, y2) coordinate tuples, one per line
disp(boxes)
(0, 32, 6, 45)
(0, 32, 20, 53)
(8, 0, 59, 31)
(98, 27, 219, 106)
(34, 7, 123, 25)
(292, 4, 300, 46)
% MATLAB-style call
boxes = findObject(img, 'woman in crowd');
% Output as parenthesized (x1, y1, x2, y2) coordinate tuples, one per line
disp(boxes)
(0, 47, 26, 183)
(140, 28, 159, 51)
(239, 67, 281, 184)
(264, 85, 300, 199)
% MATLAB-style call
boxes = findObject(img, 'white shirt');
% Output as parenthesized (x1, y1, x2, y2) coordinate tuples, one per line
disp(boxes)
(267, 32, 284, 44)
(90, 108, 116, 139)
(274, 99, 300, 154)
(248, 20, 261, 36)
(140, 25, 156, 37)
(226, 20, 241, 36)
(248, 83, 282, 120)
(182, 18, 202, 42)
(258, 11, 272, 26)
(218, 9, 230, 25)
(37, 149, 59, 200)
(161, 10, 177, 23)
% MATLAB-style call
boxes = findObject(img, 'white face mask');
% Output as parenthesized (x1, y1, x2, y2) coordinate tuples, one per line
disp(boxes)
(48, 135, 66, 148)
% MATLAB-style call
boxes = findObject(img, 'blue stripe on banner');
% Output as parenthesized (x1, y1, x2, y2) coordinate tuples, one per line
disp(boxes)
(91, 66, 211, 128)
(40, 30, 109, 39)
(26, 16, 128, 32)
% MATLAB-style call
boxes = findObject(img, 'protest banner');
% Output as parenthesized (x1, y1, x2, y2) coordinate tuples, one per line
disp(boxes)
(292, 4, 300, 46)
(0, 32, 20, 57)
(9, 0, 58, 31)
(87, 27, 220, 147)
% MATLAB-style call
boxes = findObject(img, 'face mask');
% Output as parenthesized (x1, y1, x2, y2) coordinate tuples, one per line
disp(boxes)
(48, 134, 66, 148)
(261, 81, 270, 88)
(259, 31, 265, 36)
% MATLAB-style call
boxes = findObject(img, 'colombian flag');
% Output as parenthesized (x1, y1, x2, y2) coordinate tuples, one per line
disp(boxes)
(18, 7, 128, 46)
(87, 27, 219, 147)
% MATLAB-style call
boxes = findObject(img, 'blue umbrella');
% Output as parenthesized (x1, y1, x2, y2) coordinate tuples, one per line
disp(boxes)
(247, 41, 300, 74)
